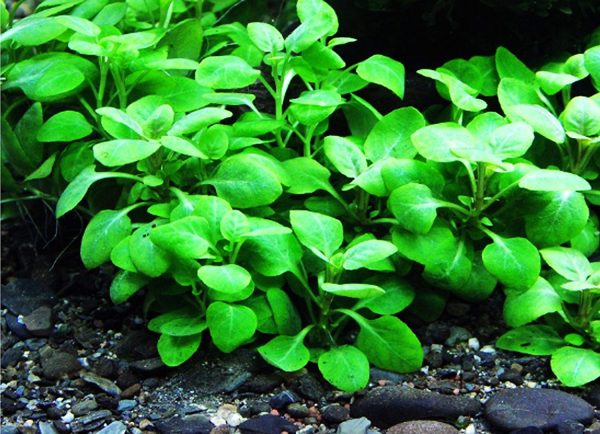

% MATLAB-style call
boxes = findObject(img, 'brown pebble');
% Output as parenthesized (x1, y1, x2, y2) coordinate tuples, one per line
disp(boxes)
(121, 383, 141, 399)
(209, 425, 229, 434)
(270, 409, 280, 416)
(510, 363, 524, 373)
(139, 419, 154, 429)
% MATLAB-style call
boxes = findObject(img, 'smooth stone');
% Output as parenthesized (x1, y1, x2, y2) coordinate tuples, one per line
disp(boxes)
(241, 373, 282, 394)
(70, 410, 113, 433)
(1, 346, 23, 368)
(71, 399, 98, 416)
(350, 386, 481, 428)
(585, 384, 600, 407)
(38, 421, 59, 434)
(5, 312, 32, 339)
(287, 403, 310, 419)
(444, 326, 472, 346)
(292, 373, 327, 401)
(128, 357, 165, 375)
(556, 420, 585, 434)
(96, 421, 128, 434)
(40, 348, 81, 379)
(0, 425, 19, 434)
(269, 390, 299, 409)
(509, 428, 544, 434)
(23, 306, 53, 336)
(370, 368, 405, 384)
(155, 414, 214, 434)
(117, 399, 137, 412)
(337, 418, 372, 434)
(80, 371, 122, 397)
(321, 404, 350, 423)
(1, 279, 55, 316)
(239, 414, 298, 434)
(386, 420, 459, 434)
(485, 389, 594, 431)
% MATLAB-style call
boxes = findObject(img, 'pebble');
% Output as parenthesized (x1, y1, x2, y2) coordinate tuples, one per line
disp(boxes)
(556, 420, 585, 434)
(71, 399, 98, 416)
(117, 399, 137, 412)
(336, 417, 371, 434)
(386, 420, 459, 433)
(38, 421, 59, 434)
(370, 368, 405, 384)
(238, 414, 298, 434)
(96, 421, 128, 434)
(70, 410, 113, 433)
(467, 338, 480, 352)
(128, 358, 165, 375)
(484, 388, 594, 431)
(321, 403, 349, 424)
(40, 348, 81, 379)
(1, 279, 56, 316)
(155, 414, 214, 434)
(351, 386, 481, 428)
(241, 373, 282, 393)
(23, 306, 53, 336)
(444, 326, 472, 346)
(209, 404, 245, 427)
(269, 390, 299, 409)
(293, 373, 327, 401)
(287, 403, 310, 419)
(1, 346, 23, 368)
(80, 371, 122, 397)
(498, 368, 524, 386)
(121, 383, 141, 399)
(1, 425, 19, 434)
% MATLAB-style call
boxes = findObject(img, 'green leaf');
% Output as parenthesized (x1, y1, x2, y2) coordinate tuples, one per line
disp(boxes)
(160, 136, 204, 158)
(93, 139, 160, 166)
(157, 334, 202, 367)
(519, 169, 591, 192)
(56, 166, 115, 217)
(15, 103, 43, 166)
(526, 192, 589, 247)
(289, 90, 342, 125)
(144, 58, 200, 70)
(323, 136, 367, 178)
(536, 71, 579, 95)
(24, 152, 57, 182)
(418, 68, 486, 112)
(560, 96, 600, 137)
(290, 210, 343, 260)
(482, 236, 540, 290)
(343, 240, 397, 271)
(143, 104, 174, 138)
(503, 277, 562, 327)
(381, 158, 444, 194)
(392, 223, 456, 266)
(0, 16, 66, 45)
(358, 278, 415, 315)
(168, 107, 232, 136)
(452, 256, 498, 302)
(196, 125, 229, 160)
(551, 347, 600, 387)
(318, 346, 369, 392)
(496, 325, 564, 356)
(497, 78, 543, 113)
(364, 108, 424, 162)
(423, 238, 472, 292)
(109, 271, 149, 304)
(55, 15, 100, 36)
(129, 224, 171, 278)
(285, 0, 338, 52)
(96, 107, 143, 137)
(37, 111, 92, 142)
(148, 309, 206, 336)
(321, 283, 385, 299)
(206, 302, 257, 353)
(110, 236, 137, 272)
(150, 217, 211, 259)
(351, 160, 388, 197)
(540, 247, 592, 281)
(570, 219, 600, 257)
(283, 157, 334, 195)
(495, 47, 536, 83)
(220, 210, 249, 242)
(357, 55, 405, 99)
(346, 311, 423, 372)
(411, 122, 475, 162)
(488, 122, 535, 159)
(81, 209, 131, 269)
(198, 264, 252, 294)
(584, 45, 600, 85)
(247, 22, 284, 52)
(506, 104, 566, 144)
(266, 288, 302, 336)
(388, 183, 440, 234)
(196, 55, 260, 89)
(205, 154, 282, 208)
(258, 327, 312, 372)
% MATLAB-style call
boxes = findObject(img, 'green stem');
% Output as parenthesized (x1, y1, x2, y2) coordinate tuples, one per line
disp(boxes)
(303, 124, 316, 157)
(479, 180, 520, 213)
(110, 65, 128, 109)
(461, 160, 478, 200)
(195, 0, 204, 19)
(473, 162, 487, 217)
(7, 0, 26, 28)
(97, 58, 109, 109)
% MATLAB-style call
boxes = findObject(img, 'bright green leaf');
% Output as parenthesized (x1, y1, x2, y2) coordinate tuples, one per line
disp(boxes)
(496, 325, 564, 355)
(388, 183, 440, 234)
(150, 216, 211, 259)
(551, 347, 600, 387)
(93, 139, 160, 166)
(540, 247, 592, 281)
(81, 209, 131, 269)
(357, 54, 405, 99)
(37, 111, 92, 142)
(157, 334, 202, 367)
(482, 236, 540, 290)
(343, 240, 397, 271)
(206, 302, 257, 353)
(318, 346, 369, 392)
(519, 169, 591, 192)
(109, 271, 149, 304)
(503, 277, 562, 327)
(290, 210, 343, 259)
(364, 107, 424, 162)
(196, 55, 260, 89)
(258, 327, 312, 372)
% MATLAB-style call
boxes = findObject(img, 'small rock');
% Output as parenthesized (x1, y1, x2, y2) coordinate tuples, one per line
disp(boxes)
(40, 347, 81, 379)
(585, 385, 600, 407)
(113, 329, 158, 359)
(209, 404, 245, 427)
(239, 414, 297, 434)
(370, 368, 405, 384)
(485, 388, 594, 431)
(70, 410, 113, 433)
(116, 370, 139, 389)
(121, 383, 141, 399)
(467, 338, 480, 352)
(510, 428, 544, 434)
(155, 414, 214, 434)
(386, 420, 459, 434)
(210, 426, 230, 434)
(337, 418, 371, 434)
(1, 279, 55, 316)
(351, 386, 481, 428)
(293, 373, 327, 401)
(61, 411, 75, 423)
(117, 399, 137, 412)
(498, 368, 524, 386)
(297, 427, 315, 434)
(5, 312, 32, 339)
(287, 403, 310, 419)
(557, 420, 585, 434)
(46, 406, 65, 420)
(0, 395, 25, 414)
(322, 404, 349, 424)
(24, 337, 47, 351)
(269, 390, 299, 410)
(129, 357, 165, 375)
(38, 421, 59, 434)
(0, 425, 19, 434)
(444, 326, 471, 346)
(80, 371, 122, 397)
(241, 373, 282, 393)
(93, 358, 117, 379)
(71, 399, 98, 416)
(23, 306, 53, 336)
(1, 345, 23, 368)
(96, 421, 128, 434)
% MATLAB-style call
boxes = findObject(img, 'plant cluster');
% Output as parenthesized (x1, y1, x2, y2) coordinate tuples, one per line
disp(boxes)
(2, 0, 599, 390)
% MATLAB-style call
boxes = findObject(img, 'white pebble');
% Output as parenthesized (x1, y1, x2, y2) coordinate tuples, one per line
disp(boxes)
(463, 424, 477, 434)
(480, 345, 496, 353)
(467, 337, 480, 352)
(62, 411, 75, 423)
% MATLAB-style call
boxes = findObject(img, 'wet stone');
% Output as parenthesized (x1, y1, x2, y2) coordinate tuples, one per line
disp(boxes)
(96, 421, 128, 434)
(46, 406, 65, 420)
(40, 348, 81, 379)
(116, 370, 139, 389)
(498, 368, 524, 386)
(71, 398, 98, 416)
(293, 373, 327, 401)
(117, 399, 137, 412)
(1, 279, 55, 316)
(322, 403, 349, 424)
(5, 312, 32, 339)
(239, 414, 298, 434)
(336, 417, 371, 434)
(269, 390, 299, 410)
(444, 326, 472, 346)
(70, 410, 113, 433)
(1, 425, 19, 434)
(370, 368, 405, 384)
(386, 420, 459, 434)
(155, 413, 214, 434)
(23, 305, 53, 336)
(129, 357, 165, 375)
(80, 371, 122, 397)
(287, 403, 310, 419)
(38, 421, 59, 434)
(241, 373, 282, 394)
(556, 420, 585, 434)
(1, 345, 23, 368)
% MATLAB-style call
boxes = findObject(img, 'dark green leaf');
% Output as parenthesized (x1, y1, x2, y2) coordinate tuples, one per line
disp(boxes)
(150, 216, 211, 259)
(37, 111, 92, 142)
(81, 209, 131, 269)
(266, 288, 302, 336)
(109, 271, 149, 304)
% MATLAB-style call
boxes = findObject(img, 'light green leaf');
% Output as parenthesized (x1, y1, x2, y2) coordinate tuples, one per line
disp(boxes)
(24, 152, 57, 182)
(496, 325, 564, 355)
(129, 224, 171, 278)
(110, 236, 136, 272)
(570, 219, 600, 257)
(196, 125, 229, 160)
(506, 104, 566, 144)
(423, 238, 472, 292)
(503, 277, 562, 327)
(37, 111, 92, 142)
(357, 278, 415, 315)
(357, 54, 405, 99)
(283, 157, 334, 195)
(323, 136, 367, 178)
(551, 347, 600, 387)
(258, 327, 312, 372)
(157, 334, 202, 367)
(452, 256, 497, 302)
(411, 122, 475, 162)
(284, 0, 338, 52)
(519, 169, 591, 192)
(318, 346, 369, 392)
(364, 107, 424, 162)
(54, 15, 100, 36)
(148, 309, 206, 336)
(321, 283, 385, 299)
(482, 236, 540, 290)
(247, 22, 284, 52)
(392, 223, 456, 266)
(196, 55, 260, 89)
(0, 16, 66, 45)
(540, 247, 592, 281)
(96, 107, 143, 136)
(560, 96, 600, 137)
(168, 107, 232, 136)
(351, 159, 388, 197)
(290, 210, 343, 259)
(81, 209, 131, 269)
(93, 139, 160, 166)
(56, 165, 115, 217)
(536, 71, 579, 95)
(150, 216, 211, 259)
(206, 302, 257, 353)
(198, 264, 251, 294)
(161, 136, 204, 158)
(497, 78, 543, 113)
(144, 58, 200, 70)
(489, 122, 535, 159)
(220, 210, 249, 242)
(584, 45, 600, 86)
(388, 183, 440, 234)
(109, 271, 149, 304)
(266, 288, 302, 336)
(495, 46, 536, 83)
(381, 158, 444, 193)
(289, 90, 342, 125)
(343, 240, 397, 271)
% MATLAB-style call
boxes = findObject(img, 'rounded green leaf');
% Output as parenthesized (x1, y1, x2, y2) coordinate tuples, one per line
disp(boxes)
(110, 236, 137, 272)
(388, 183, 439, 234)
(536, 71, 579, 95)
(129, 225, 171, 278)
(284, 0, 338, 52)
(482, 236, 540, 290)
(258, 327, 312, 372)
(158, 333, 202, 367)
(506, 104, 566, 144)
(109, 271, 149, 304)
(411, 122, 475, 162)
(452, 256, 497, 302)
(540, 247, 592, 281)
(220, 210, 250, 242)
(496, 325, 564, 356)
(148, 309, 207, 336)
(266, 288, 302, 336)
(168, 108, 233, 136)
(289, 90, 342, 125)
(489, 122, 535, 159)
(196, 125, 229, 160)
(323, 136, 367, 178)
(196, 55, 260, 89)
(551, 347, 600, 387)
(37, 111, 92, 142)
(381, 158, 444, 193)
(243, 222, 303, 277)
(206, 302, 257, 353)
(519, 169, 591, 192)
(495, 47, 536, 83)
(318, 346, 369, 392)
(81, 209, 132, 269)
(282, 157, 333, 195)
(364, 107, 425, 162)
(343, 240, 397, 271)
(94, 139, 161, 166)
(503, 277, 562, 327)
(290, 210, 343, 259)
(560, 96, 600, 137)
(321, 282, 385, 299)
(56, 166, 114, 218)
(357, 54, 405, 99)
(198, 264, 252, 293)
(149, 216, 211, 259)
(247, 22, 284, 52)
(359, 278, 415, 315)
(161, 136, 204, 158)
(96, 107, 143, 137)
(584, 45, 600, 85)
